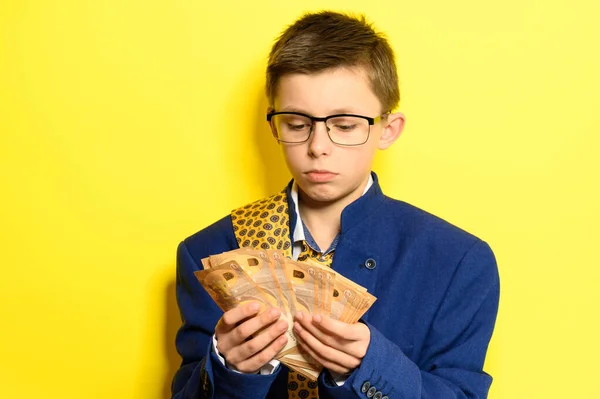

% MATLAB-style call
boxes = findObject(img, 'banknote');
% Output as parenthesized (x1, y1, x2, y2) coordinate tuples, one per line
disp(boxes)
(285, 260, 321, 315)
(207, 249, 300, 354)
(351, 291, 377, 323)
(264, 250, 298, 316)
(280, 349, 321, 371)
(197, 247, 377, 380)
(211, 250, 288, 312)
(194, 260, 271, 312)
(280, 358, 321, 381)
(315, 266, 335, 315)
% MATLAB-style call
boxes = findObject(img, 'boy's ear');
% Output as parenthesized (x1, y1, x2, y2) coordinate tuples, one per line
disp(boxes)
(378, 112, 406, 150)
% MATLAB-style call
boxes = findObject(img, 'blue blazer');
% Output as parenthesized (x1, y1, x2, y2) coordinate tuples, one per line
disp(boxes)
(171, 173, 500, 399)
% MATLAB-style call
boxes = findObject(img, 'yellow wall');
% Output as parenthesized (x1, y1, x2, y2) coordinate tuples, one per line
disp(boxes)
(1, 1, 599, 398)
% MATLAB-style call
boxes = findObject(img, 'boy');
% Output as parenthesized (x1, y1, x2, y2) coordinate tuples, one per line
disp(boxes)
(172, 11, 499, 399)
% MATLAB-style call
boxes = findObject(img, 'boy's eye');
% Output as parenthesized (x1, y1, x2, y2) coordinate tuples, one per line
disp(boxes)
(274, 115, 312, 132)
(329, 118, 360, 132)
(286, 122, 310, 131)
(333, 123, 358, 131)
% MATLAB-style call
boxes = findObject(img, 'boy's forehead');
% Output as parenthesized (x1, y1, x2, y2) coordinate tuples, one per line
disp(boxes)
(273, 66, 382, 114)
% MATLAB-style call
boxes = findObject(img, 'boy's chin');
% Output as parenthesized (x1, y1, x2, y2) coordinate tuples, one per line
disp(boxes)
(297, 182, 361, 207)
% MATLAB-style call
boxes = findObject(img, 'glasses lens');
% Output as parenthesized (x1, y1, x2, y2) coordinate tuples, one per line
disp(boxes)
(326, 116, 370, 145)
(271, 114, 312, 143)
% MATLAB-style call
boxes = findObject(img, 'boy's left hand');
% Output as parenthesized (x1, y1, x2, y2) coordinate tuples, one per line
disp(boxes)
(293, 312, 370, 375)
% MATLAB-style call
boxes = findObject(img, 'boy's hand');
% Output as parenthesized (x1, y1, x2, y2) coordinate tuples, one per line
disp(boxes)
(293, 312, 370, 375)
(215, 302, 289, 373)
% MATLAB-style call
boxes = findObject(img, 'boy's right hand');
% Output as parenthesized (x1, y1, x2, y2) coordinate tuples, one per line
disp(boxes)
(215, 302, 289, 373)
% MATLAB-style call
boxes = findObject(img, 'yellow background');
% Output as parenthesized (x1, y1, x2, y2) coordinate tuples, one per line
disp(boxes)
(1, 0, 599, 398)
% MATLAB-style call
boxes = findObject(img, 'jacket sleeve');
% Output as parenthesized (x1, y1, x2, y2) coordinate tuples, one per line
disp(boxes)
(319, 240, 500, 399)
(171, 241, 281, 399)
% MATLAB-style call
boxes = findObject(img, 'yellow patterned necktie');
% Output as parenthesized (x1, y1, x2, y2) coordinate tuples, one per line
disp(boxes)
(231, 190, 334, 399)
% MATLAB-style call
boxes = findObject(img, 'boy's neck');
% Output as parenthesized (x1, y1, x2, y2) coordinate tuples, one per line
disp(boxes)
(297, 178, 370, 251)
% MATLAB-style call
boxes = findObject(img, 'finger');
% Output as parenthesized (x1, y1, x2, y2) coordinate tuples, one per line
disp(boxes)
(312, 314, 366, 341)
(295, 333, 354, 375)
(234, 331, 289, 374)
(311, 315, 370, 358)
(229, 318, 289, 364)
(217, 307, 282, 353)
(295, 312, 343, 347)
(295, 312, 366, 358)
(216, 302, 262, 334)
(294, 321, 360, 374)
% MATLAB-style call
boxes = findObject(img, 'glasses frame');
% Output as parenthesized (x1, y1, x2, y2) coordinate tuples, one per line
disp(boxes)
(266, 111, 389, 146)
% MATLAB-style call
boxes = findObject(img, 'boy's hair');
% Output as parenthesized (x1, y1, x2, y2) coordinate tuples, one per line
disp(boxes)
(266, 11, 400, 113)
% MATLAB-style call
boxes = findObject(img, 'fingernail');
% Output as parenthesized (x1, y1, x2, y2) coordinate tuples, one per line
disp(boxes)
(294, 322, 302, 332)
(270, 308, 280, 317)
(295, 312, 303, 320)
(313, 315, 322, 324)
(250, 303, 260, 311)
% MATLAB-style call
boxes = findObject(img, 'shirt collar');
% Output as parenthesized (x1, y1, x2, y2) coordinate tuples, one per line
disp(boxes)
(289, 174, 374, 244)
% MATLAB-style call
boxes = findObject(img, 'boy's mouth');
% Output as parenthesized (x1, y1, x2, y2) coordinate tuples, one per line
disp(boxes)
(304, 170, 338, 183)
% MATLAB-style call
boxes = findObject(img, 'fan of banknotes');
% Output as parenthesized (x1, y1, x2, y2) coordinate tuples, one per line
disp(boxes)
(195, 248, 376, 380)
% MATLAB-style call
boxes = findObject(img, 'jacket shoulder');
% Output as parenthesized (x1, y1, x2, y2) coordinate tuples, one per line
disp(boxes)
(381, 196, 485, 249)
(181, 215, 237, 266)
(377, 197, 498, 296)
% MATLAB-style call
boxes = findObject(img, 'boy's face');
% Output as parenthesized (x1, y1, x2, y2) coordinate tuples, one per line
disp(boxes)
(271, 67, 405, 206)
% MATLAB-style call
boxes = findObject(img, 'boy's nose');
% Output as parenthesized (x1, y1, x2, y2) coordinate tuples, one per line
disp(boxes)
(308, 121, 333, 157)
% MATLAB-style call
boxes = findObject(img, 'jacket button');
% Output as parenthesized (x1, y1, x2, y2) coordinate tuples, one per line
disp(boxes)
(374, 392, 383, 399)
(367, 386, 377, 398)
(364, 258, 376, 270)
(361, 381, 370, 393)
(382, 396, 389, 399)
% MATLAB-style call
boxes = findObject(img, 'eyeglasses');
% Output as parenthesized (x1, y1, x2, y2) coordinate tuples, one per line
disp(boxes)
(266, 111, 388, 146)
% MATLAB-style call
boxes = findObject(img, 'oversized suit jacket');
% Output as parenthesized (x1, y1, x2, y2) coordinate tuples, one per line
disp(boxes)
(171, 173, 500, 399)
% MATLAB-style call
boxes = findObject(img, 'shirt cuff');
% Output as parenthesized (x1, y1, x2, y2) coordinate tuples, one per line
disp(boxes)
(212, 334, 280, 375)
(328, 370, 349, 386)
